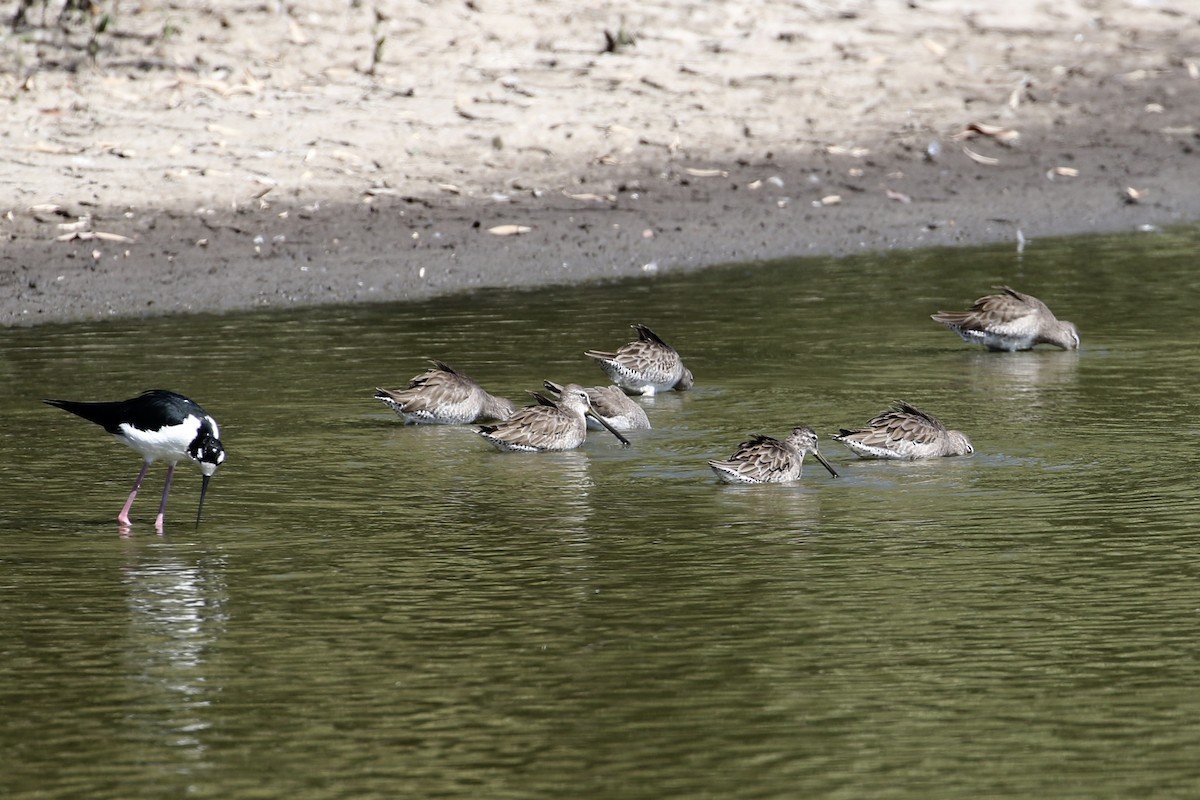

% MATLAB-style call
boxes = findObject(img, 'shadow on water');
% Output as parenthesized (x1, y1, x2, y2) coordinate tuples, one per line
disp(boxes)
(3, 226, 1200, 798)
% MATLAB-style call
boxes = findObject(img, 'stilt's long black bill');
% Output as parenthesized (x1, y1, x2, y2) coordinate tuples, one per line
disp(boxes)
(196, 474, 212, 528)
(814, 450, 840, 478)
(588, 409, 631, 447)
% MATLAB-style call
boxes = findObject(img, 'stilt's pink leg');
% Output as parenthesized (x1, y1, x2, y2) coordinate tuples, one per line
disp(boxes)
(119, 461, 151, 526)
(154, 463, 176, 532)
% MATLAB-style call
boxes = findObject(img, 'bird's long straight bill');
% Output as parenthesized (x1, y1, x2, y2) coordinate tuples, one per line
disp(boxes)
(195, 474, 212, 527)
(814, 450, 840, 478)
(587, 410, 631, 447)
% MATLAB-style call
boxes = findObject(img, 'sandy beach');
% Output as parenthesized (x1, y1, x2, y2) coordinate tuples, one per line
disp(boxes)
(2, 0, 1198, 327)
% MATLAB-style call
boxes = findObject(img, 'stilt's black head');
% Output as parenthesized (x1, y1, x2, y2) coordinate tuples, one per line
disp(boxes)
(188, 429, 225, 527)
(189, 430, 226, 474)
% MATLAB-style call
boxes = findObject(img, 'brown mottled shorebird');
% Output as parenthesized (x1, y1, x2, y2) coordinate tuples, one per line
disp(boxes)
(375, 360, 515, 425)
(478, 382, 631, 452)
(542, 380, 651, 432)
(584, 324, 694, 396)
(931, 286, 1080, 351)
(834, 402, 973, 460)
(709, 425, 839, 484)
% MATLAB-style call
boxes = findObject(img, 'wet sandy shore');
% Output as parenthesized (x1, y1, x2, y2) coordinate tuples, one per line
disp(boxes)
(2, 0, 1198, 326)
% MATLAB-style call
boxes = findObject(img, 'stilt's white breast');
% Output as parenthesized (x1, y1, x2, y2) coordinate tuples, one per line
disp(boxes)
(116, 415, 202, 462)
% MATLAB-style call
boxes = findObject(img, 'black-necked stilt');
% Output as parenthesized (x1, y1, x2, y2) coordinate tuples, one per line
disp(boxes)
(44, 389, 226, 531)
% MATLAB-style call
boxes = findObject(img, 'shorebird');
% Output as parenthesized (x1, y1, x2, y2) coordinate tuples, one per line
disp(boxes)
(584, 324, 694, 395)
(834, 402, 973, 460)
(542, 380, 651, 431)
(931, 286, 1080, 351)
(43, 389, 226, 530)
(709, 425, 840, 484)
(375, 360, 515, 424)
(478, 382, 632, 452)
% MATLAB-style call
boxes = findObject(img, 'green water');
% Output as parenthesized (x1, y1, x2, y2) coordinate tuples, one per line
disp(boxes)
(3, 227, 1200, 798)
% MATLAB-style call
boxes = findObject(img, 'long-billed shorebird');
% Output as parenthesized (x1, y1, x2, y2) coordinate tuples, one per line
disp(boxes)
(834, 402, 973, 460)
(709, 425, 840, 484)
(584, 324, 694, 395)
(479, 382, 631, 452)
(542, 380, 651, 432)
(375, 360, 515, 424)
(44, 389, 226, 530)
(931, 286, 1080, 351)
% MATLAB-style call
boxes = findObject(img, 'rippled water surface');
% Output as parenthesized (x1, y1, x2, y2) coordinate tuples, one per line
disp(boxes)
(3, 227, 1200, 798)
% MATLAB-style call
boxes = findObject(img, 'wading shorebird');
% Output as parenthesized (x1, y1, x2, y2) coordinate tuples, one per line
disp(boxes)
(542, 380, 651, 432)
(44, 389, 226, 530)
(478, 382, 631, 452)
(834, 402, 973, 460)
(375, 360, 515, 424)
(931, 286, 1080, 351)
(709, 425, 840, 484)
(584, 324, 694, 395)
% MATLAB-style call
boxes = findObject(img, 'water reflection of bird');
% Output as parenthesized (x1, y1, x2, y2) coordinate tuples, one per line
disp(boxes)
(834, 402, 973, 460)
(375, 360, 515, 424)
(959, 349, 1081, 416)
(44, 389, 226, 530)
(709, 425, 839, 484)
(931, 286, 1080, 351)
(584, 324, 694, 395)
(542, 380, 651, 431)
(479, 382, 631, 452)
